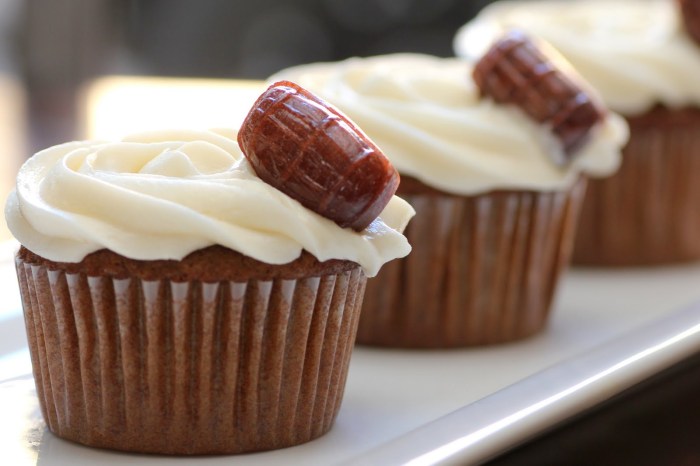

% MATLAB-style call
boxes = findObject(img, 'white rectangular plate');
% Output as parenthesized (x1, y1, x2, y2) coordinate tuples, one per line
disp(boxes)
(2, 239, 700, 465)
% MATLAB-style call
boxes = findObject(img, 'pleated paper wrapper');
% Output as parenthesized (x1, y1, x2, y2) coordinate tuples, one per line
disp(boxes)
(359, 179, 586, 348)
(574, 107, 700, 266)
(15, 257, 366, 454)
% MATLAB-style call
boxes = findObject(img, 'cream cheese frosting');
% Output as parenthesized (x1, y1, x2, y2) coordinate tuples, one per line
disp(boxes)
(271, 54, 628, 195)
(4, 129, 414, 277)
(454, 0, 700, 115)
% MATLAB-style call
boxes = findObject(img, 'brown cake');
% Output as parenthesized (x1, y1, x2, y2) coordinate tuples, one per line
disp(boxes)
(359, 175, 585, 347)
(356, 33, 605, 347)
(6, 83, 411, 453)
(271, 35, 625, 348)
(16, 245, 364, 454)
(455, 0, 700, 266)
(573, 106, 700, 265)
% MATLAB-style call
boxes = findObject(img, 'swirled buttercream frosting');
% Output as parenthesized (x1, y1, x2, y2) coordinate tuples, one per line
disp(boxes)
(454, 0, 700, 115)
(271, 54, 628, 195)
(4, 129, 414, 277)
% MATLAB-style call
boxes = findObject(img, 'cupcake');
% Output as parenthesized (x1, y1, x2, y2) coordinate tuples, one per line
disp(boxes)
(4, 83, 413, 453)
(272, 39, 628, 347)
(455, 0, 700, 266)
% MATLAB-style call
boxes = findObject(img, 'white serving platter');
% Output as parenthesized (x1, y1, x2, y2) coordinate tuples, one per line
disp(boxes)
(2, 239, 700, 465)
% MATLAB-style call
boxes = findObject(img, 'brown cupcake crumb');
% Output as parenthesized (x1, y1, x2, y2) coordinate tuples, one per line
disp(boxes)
(18, 245, 358, 282)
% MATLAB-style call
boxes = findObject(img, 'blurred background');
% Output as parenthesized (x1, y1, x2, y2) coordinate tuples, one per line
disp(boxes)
(0, 0, 495, 239)
(7, 0, 494, 150)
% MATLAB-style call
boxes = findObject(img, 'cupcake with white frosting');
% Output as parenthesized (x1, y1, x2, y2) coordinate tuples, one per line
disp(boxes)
(5, 126, 413, 453)
(455, 0, 700, 265)
(272, 52, 628, 347)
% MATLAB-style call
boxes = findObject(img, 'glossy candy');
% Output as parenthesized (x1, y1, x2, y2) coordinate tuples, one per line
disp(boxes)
(679, 0, 700, 45)
(238, 81, 399, 231)
(472, 30, 604, 161)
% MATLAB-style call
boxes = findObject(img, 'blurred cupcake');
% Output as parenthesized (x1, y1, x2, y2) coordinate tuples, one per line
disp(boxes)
(455, 0, 700, 266)
(272, 42, 628, 347)
(5, 84, 413, 453)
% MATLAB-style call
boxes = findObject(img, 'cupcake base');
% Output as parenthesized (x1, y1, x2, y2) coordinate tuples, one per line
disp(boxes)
(16, 246, 366, 454)
(573, 106, 700, 266)
(358, 177, 586, 348)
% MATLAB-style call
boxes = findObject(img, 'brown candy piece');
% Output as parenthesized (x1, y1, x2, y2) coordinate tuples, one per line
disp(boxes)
(678, 0, 700, 45)
(238, 81, 399, 231)
(472, 30, 605, 160)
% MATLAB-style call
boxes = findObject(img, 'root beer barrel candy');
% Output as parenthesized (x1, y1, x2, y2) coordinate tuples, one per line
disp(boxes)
(472, 30, 605, 160)
(679, 0, 700, 45)
(238, 81, 399, 231)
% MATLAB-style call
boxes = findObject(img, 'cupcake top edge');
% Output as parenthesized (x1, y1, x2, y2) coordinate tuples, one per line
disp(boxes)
(270, 53, 628, 196)
(4, 128, 414, 277)
(454, 0, 700, 115)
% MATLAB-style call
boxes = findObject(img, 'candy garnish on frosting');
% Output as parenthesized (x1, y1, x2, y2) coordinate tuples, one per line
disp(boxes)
(238, 80, 400, 231)
(472, 30, 605, 162)
(679, 0, 700, 45)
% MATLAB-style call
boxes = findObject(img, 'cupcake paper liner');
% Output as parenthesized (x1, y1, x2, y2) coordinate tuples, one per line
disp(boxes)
(574, 107, 700, 266)
(359, 179, 586, 348)
(16, 256, 366, 454)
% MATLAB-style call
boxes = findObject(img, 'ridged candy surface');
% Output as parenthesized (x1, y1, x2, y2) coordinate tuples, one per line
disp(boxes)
(472, 30, 604, 160)
(238, 81, 399, 231)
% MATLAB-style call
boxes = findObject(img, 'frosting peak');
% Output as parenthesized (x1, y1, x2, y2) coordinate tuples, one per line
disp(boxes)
(272, 54, 628, 195)
(454, 0, 700, 115)
(5, 129, 414, 277)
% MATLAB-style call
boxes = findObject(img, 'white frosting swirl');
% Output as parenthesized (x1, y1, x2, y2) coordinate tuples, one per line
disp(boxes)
(271, 54, 628, 195)
(454, 0, 700, 115)
(4, 129, 414, 277)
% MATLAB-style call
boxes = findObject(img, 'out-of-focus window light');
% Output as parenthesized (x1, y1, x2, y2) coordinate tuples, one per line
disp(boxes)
(80, 76, 265, 140)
